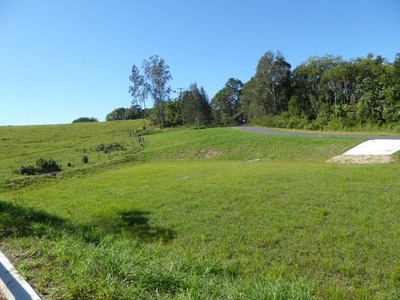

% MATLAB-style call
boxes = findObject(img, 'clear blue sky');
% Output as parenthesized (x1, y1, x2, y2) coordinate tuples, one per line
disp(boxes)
(1, 0, 399, 125)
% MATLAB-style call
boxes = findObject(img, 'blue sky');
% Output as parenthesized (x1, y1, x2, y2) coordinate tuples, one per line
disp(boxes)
(1, 0, 399, 125)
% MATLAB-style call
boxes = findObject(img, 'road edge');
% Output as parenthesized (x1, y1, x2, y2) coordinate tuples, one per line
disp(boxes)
(0, 250, 41, 300)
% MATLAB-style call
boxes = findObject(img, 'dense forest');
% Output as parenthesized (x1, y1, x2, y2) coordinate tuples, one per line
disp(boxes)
(108, 52, 400, 131)
(242, 52, 400, 130)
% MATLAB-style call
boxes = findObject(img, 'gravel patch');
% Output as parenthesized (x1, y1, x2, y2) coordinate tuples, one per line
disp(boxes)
(327, 155, 394, 164)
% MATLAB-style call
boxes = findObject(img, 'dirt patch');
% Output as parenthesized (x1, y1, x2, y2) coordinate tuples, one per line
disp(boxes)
(202, 149, 221, 158)
(327, 155, 394, 164)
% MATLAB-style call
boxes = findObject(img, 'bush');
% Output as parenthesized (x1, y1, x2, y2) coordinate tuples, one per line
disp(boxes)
(82, 156, 89, 164)
(95, 143, 126, 153)
(286, 116, 309, 129)
(36, 158, 62, 173)
(95, 143, 106, 152)
(19, 158, 61, 175)
(255, 114, 307, 130)
(310, 117, 329, 130)
(19, 165, 38, 175)
(72, 117, 98, 123)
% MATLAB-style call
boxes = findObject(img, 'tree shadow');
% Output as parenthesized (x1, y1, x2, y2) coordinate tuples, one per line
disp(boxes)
(0, 201, 175, 244)
(0, 200, 65, 238)
(118, 210, 175, 243)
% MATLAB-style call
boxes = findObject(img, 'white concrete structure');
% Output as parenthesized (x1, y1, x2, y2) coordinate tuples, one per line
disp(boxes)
(343, 139, 400, 156)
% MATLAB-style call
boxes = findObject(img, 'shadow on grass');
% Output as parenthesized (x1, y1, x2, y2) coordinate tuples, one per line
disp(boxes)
(0, 200, 65, 238)
(0, 201, 175, 243)
(119, 210, 175, 243)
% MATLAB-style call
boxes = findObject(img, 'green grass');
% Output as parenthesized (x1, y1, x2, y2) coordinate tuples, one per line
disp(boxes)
(1, 121, 400, 299)
(0, 120, 148, 181)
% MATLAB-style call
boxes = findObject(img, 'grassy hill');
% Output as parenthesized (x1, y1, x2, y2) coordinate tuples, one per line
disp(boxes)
(1, 121, 400, 299)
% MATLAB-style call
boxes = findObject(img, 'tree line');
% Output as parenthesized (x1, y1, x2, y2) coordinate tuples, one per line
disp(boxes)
(105, 52, 400, 130)
(254, 52, 400, 130)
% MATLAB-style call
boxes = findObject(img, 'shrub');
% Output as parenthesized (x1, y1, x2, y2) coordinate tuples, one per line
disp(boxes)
(19, 165, 37, 175)
(95, 143, 106, 152)
(36, 158, 61, 173)
(95, 143, 126, 154)
(82, 156, 89, 164)
(286, 116, 309, 129)
(72, 117, 98, 123)
(19, 158, 61, 175)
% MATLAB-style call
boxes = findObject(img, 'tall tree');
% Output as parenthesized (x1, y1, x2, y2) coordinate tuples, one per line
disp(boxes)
(352, 54, 393, 123)
(129, 56, 172, 129)
(321, 59, 357, 117)
(211, 78, 243, 125)
(129, 65, 148, 128)
(241, 77, 260, 121)
(143, 55, 172, 129)
(164, 100, 182, 127)
(387, 53, 400, 121)
(181, 83, 212, 126)
(292, 55, 340, 118)
(242, 51, 291, 120)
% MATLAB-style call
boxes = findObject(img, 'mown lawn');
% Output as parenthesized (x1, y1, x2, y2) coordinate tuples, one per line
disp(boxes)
(1, 122, 400, 299)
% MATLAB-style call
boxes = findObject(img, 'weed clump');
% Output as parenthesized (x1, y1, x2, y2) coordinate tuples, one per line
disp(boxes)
(95, 143, 126, 154)
(134, 128, 159, 136)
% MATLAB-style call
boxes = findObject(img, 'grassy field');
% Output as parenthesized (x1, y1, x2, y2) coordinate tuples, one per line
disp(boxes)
(1, 121, 400, 299)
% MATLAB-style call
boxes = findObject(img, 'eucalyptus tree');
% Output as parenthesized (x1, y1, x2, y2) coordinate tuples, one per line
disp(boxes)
(241, 51, 291, 119)
(291, 53, 400, 124)
(292, 55, 340, 117)
(352, 54, 393, 123)
(211, 78, 243, 125)
(384, 53, 400, 122)
(321, 59, 357, 117)
(129, 55, 172, 129)
(129, 65, 148, 128)
(143, 55, 172, 129)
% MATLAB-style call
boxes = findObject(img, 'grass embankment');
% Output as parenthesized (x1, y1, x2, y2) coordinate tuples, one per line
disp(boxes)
(1, 121, 400, 299)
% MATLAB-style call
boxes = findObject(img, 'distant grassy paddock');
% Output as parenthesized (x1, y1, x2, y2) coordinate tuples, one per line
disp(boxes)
(0, 120, 146, 181)
(1, 122, 400, 299)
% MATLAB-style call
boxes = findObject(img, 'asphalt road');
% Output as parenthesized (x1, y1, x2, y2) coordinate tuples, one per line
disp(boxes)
(234, 126, 400, 140)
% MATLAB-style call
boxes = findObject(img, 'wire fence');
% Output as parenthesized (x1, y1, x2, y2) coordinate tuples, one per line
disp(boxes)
(1, 137, 145, 182)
